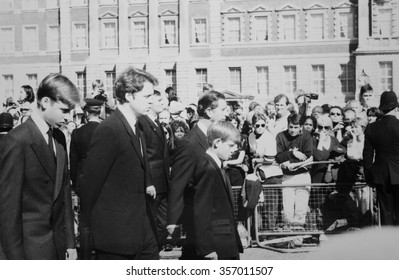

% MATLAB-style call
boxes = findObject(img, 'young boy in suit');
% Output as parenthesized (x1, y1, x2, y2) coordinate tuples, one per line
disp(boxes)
(193, 121, 243, 260)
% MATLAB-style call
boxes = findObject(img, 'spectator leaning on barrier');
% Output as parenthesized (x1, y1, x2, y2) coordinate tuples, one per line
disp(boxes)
(276, 112, 313, 229)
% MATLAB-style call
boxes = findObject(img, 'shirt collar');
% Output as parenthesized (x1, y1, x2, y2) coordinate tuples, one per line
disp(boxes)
(146, 112, 158, 125)
(118, 105, 138, 133)
(206, 149, 222, 169)
(197, 119, 210, 136)
(30, 110, 51, 141)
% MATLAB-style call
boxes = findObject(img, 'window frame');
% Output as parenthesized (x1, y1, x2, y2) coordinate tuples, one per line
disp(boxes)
(284, 65, 297, 95)
(0, 26, 15, 53)
(130, 17, 148, 48)
(379, 61, 393, 92)
(2, 74, 14, 98)
(195, 68, 208, 96)
(22, 25, 39, 53)
(229, 67, 242, 93)
(256, 66, 269, 96)
(311, 65, 325, 94)
(192, 18, 208, 45)
(47, 25, 60, 51)
(165, 69, 177, 90)
(161, 17, 178, 46)
(72, 22, 89, 50)
(76, 71, 87, 98)
(339, 64, 355, 94)
(101, 18, 119, 49)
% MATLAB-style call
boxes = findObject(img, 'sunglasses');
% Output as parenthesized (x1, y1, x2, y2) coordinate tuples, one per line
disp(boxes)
(317, 125, 331, 130)
(330, 112, 341, 116)
(255, 123, 266, 128)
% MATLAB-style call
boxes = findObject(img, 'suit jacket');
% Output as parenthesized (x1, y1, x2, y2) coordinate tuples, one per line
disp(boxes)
(363, 115, 399, 185)
(0, 118, 75, 260)
(168, 124, 208, 226)
(69, 121, 100, 195)
(80, 108, 157, 257)
(194, 153, 243, 259)
(138, 115, 169, 193)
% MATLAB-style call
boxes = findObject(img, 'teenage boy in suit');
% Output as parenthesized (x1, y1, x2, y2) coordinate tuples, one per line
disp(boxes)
(0, 74, 79, 260)
(167, 91, 229, 259)
(80, 67, 159, 260)
(193, 121, 243, 259)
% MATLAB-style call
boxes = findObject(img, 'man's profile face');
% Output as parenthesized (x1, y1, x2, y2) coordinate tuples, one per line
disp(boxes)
(168, 89, 176, 101)
(42, 98, 72, 128)
(209, 98, 228, 122)
(128, 81, 154, 116)
(150, 94, 164, 115)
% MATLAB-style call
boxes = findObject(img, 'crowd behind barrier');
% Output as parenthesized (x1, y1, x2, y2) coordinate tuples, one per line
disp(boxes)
(0, 72, 398, 260)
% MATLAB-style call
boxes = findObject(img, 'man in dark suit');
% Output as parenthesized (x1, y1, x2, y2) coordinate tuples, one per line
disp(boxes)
(69, 98, 103, 196)
(0, 74, 79, 260)
(138, 90, 170, 250)
(80, 67, 159, 260)
(194, 121, 243, 259)
(364, 90, 399, 225)
(167, 91, 228, 259)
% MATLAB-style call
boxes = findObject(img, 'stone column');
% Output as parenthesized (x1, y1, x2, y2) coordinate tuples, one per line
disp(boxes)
(118, 0, 129, 57)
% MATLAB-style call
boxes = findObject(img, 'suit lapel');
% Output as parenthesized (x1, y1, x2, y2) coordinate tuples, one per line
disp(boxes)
(193, 126, 209, 151)
(144, 115, 165, 144)
(206, 154, 234, 206)
(116, 109, 144, 167)
(27, 119, 56, 183)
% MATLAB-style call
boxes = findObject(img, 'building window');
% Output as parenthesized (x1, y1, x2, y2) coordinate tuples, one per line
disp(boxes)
(310, 14, 324, 40)
(340, 64, 355, 94)
(130, 19, 147, 47)
(76, 71, 87, 98)
(256, 67, 269, 95)
(165, 69, 176, 90)
(71, 0, 88, 6)
(100, 0, 117, 5)
(46, 0, 59, 9)
(311, 65, 325, 94)
(378, 9, 393, 37)
(229, 67, 242, 93)
(226, 17, 241, 42)
(105, 71, 116, 96)
(129, 0, 147, 3)
(0, 27, 14, 53)
(253, 16, 268, 41)
(163, 20, 177, 45)
(72, 23, 88, 49)
(339, 12, 354, 39)
(0, 0, 13, 10)
(380, 62, 393, 91)
(27, 74, 38, 92)
(195, 69, 208, 96)
(193, 19, 207, 44)
(47, 26, 60, 51)
(282, 15, 296, 41)
(102, 20, 118, 48)
(3, 75, 14, 98)
(284, 66, 297, 95)
(23, 26, 39, 52)
(22, 0, 38, 10)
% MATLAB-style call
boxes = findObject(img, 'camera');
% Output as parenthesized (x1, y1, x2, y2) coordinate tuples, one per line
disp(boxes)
(306, 93, 319, 100)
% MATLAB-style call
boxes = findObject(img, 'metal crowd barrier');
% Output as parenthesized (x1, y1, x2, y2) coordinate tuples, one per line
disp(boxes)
(230, 161, 380, 252)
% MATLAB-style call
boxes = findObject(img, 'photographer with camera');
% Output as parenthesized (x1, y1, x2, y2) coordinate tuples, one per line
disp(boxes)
(295, 89, 319, 123)
(89, 79, 116, 120)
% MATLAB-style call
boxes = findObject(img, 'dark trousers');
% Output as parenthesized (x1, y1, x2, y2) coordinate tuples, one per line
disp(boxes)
(150, 193, 168, 245)
(375, 184, 399, 226)
(96, 216, 159, 260)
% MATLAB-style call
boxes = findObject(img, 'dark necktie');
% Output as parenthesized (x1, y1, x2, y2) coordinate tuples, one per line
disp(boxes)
(47, 128, 56, 162)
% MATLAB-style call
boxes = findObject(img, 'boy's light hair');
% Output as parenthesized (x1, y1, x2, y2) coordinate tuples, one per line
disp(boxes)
(207, 121, 241, 147)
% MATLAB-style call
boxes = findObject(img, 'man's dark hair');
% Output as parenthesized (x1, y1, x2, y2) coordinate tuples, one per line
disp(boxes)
(21, 85, 35, 103)
(165, 87, 175, 94)
(36, 74, 80, 109)
(197, 91, 225, 119)
(153, 90, 161, 96)
(287, 112, 304, 126)
(114, 67, 158, 104)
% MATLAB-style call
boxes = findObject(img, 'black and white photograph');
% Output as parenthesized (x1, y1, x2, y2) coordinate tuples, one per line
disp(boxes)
(0, 0, 399, 276)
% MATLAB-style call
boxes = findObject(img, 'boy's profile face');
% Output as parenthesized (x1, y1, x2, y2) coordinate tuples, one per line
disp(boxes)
(127, 81, 154, 116)
(42, 97, 72, 128)
(215, 139, 237, 161)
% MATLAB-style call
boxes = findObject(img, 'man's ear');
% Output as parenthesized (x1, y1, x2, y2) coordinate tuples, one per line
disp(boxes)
(212, 138, 222, 149)
(205, 107, 212, 119)
(39, 97, 51, 110)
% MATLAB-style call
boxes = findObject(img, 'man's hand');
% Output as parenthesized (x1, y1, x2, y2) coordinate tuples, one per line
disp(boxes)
(292, 148, 307, 161)
(66, 248, 78, 260)
(146, 185, 156, 199)
(204, 251, 218, 260)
